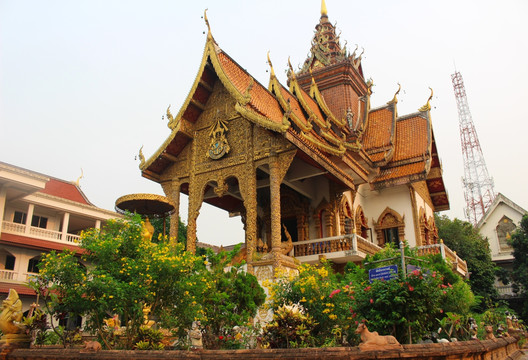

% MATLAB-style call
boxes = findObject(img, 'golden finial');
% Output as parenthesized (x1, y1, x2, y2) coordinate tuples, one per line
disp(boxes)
(321, 0, 328, 16)
(388, 83, 401, 104)
(204, 9, 211, 37)
(138, 146, 145, 168)
(73, 168, 83, 187)
(366, 77, 374, 95)
(418, 87, 433, 112)
(267, 51, 276, 77)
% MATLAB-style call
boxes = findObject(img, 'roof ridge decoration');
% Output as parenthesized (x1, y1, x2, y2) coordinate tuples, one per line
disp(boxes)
(308, 69, 347, 128)
(267, 53, 313, 133)
(418, 87, 433, 112)
(299, 3, 353, 75)
(142, 10, 290, 171)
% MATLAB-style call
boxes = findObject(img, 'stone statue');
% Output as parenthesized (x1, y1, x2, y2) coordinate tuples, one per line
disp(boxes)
(485, 325, 497, 341)
(189, 321, 203, 350)
(281, 224, 294, 255)
(355, 323, 401, 350)
(141, 217, 155, 242)
(0, 289, 30, 347)
(0, 289, 24, 334)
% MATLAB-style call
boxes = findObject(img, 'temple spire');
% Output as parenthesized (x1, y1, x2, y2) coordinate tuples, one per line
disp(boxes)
(321, 0, 328, 17)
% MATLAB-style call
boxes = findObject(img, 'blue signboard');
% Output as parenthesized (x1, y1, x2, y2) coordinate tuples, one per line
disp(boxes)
(369, 265, 398, 283)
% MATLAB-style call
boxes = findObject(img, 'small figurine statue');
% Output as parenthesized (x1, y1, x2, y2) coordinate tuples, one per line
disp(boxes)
(141, 217, 155, 242)
(485, 325, 497, 341)
(189, 321, 203, 350)
(468, 317, 478, 340)
(355, 322, 401, 350)
(142, 305, 155, 328)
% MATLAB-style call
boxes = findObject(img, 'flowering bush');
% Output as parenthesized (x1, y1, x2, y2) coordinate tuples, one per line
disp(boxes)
(265, 260, 354, 346)
(261, 304, 317, 348)
(32, 214, 265, 350)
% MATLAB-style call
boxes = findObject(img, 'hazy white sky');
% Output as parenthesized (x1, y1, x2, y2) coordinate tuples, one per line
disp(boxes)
(1, 0, 527, 246)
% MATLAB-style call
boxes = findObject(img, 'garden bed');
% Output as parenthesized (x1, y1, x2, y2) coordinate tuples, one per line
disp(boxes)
(1, 336, 523, 360)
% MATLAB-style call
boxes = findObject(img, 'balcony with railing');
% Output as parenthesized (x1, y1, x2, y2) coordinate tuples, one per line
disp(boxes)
(293, 233, 382, 264)
(0, 269, 38, 284)
(1, 220, 81, 245)
(416, 241, 468, 277)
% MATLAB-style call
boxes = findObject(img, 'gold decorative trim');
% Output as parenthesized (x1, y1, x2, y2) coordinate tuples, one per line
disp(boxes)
(309, 75, 346, 128)
(301, 132, 345, 156)
(235, 102, 290, 133)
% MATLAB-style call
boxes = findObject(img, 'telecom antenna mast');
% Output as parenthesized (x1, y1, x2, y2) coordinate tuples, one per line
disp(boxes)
(451, 71, 495, 226)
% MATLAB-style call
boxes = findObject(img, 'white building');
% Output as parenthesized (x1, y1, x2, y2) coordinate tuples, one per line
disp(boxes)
(0, 161, 117, 316)
(477, 193, 527, 297)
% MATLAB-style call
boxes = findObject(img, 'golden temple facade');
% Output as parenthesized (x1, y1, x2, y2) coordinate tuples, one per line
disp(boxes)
(140, 4, 466, 278)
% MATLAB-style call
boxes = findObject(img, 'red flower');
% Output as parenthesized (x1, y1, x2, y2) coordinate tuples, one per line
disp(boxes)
(218, 336, 224, 340)
(329, 289, 341, 298)
(370, 298, 374, 304)
(408, 285, 414, 291)
(412, 269, 420, 276)
(440, 309, 443, 313)
(364, 286, 371, 292)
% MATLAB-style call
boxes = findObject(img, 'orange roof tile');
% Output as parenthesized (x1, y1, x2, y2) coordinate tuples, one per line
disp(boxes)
(392, 115, 429, 162)
(279, 85, 309, 125)
(296, 86, 325, 121)
(217, 52, 283, 123)
(363, 107, 394, 152)
(374, 162, 427, 182)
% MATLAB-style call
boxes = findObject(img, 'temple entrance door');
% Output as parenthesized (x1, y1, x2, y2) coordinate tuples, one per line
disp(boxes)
(282, 217, 298, 243)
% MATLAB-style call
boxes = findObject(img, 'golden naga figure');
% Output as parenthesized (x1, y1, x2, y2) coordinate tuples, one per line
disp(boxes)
(0, 289, 24, 335)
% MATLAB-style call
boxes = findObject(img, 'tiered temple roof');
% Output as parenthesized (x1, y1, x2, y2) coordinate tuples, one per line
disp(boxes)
(141, 6, 449, 211)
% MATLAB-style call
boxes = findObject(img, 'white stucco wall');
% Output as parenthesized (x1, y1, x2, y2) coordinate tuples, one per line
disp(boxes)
(479, 202, 524, 259)
(353, 184, 416, 246)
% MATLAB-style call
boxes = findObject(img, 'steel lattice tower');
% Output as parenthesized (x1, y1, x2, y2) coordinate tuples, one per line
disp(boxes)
(451, 71, 495, 226)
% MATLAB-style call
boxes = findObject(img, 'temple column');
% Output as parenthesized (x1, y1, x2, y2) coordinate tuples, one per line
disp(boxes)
(169, 181, 181, 247)
(239, 167, 257, 274)
(269, 155, 282, 267)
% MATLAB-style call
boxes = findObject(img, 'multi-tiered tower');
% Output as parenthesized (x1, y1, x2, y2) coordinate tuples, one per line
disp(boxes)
(451, 71, 495, 226)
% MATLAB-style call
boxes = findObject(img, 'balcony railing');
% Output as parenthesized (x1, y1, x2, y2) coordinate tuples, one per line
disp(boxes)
(0, 269, 38, 284)
(293, 233, 382, 263)
(416, 242, 468, 276)
(1, 221, 80, 245)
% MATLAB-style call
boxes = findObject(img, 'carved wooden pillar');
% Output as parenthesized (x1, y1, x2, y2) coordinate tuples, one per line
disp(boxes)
(269, 155, 282, 259)
(169, 181, 181, 247)
(187, 133, 200, 254)
(240, 167, 257, 274)
(186, 179, 205, 254)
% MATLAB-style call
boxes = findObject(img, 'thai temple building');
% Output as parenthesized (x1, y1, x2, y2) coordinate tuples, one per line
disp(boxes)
(140, 2, 467, 285)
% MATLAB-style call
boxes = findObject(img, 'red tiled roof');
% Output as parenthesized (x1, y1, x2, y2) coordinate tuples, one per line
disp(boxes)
(0, 282, 36, 296)
(279, 85, 309, 125)
(371, 114, 430, 185)
(217, 52, 284, 123)
(363, 107, 394, 151)
(374, 162, 427, 183)
(40, 178, 90, 205)
(392, 115, 428, 162)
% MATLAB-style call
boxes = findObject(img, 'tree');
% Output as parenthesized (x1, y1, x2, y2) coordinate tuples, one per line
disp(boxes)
(31, 214, 201, 348)
(510, 214, 528, 320)
(435, 214, 498, 308)
(150, 216, 187, 244)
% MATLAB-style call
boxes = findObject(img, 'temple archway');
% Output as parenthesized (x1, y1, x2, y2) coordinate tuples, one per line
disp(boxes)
(374, 207, 405, 247)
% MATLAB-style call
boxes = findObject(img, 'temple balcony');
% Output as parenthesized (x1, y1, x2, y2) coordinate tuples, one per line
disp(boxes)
(293, 233, 382, 264)
(416, 241, 468, 277)
(292, 235, 468, 278)
(1, 220, 81, 245)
